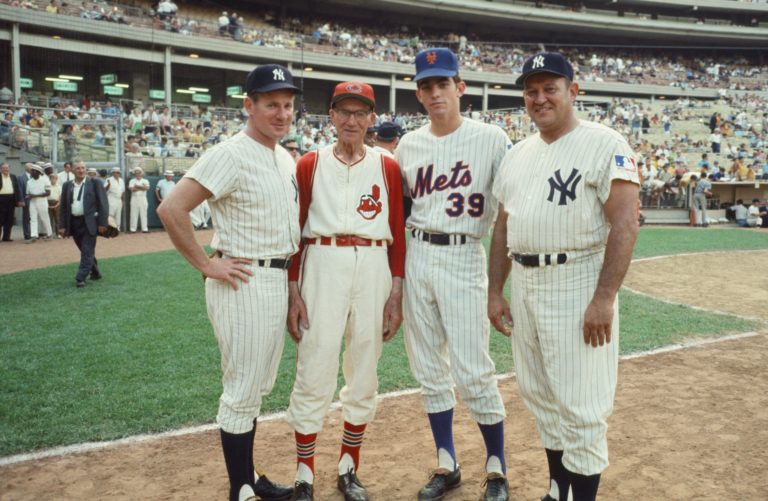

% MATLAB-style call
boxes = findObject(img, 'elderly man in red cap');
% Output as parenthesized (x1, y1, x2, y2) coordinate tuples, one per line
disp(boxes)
(284, 81, 406, 501)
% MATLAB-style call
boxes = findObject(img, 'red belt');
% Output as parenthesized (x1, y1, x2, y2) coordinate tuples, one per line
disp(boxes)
(306, 235, 386, 247)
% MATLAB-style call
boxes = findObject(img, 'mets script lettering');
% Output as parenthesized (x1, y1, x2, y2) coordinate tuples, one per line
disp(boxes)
(410, 161, 472, 199)
(547, 168, 582, 206)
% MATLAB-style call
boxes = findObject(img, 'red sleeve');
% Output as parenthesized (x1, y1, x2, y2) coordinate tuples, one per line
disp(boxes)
(382, 156, 406, 278)
(288, 152, 318, 281)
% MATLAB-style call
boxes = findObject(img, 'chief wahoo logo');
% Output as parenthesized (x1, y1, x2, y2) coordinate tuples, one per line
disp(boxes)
(357, 184, 383, 220)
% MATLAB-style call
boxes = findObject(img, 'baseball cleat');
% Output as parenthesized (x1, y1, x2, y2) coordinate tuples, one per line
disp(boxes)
(418, 466, 461, 501)
(481, 472, 509, 501)
(252, 474, 293, 501)
(337, 468, 370, 501)
(289, 480, 313, 501)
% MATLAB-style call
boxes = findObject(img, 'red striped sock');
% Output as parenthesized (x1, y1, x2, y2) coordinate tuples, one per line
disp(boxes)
(339, 422, 367, 471)
(295, 431, 317, 475)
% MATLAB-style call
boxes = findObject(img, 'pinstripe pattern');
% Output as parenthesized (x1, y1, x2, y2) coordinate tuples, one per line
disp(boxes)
(494, 120, 639, 254)
(397, 118, 511, 238)
(402, 238, 504, 423)
(206, 265, 289, 434)
(509, 253, 618, 476)
(493, 120, 638, 476)
(186, 131, 300, 259)
(397, 119, 508, 425)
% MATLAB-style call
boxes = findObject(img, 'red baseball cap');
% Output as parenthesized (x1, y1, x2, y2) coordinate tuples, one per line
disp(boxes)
(331, 81, 375, 109)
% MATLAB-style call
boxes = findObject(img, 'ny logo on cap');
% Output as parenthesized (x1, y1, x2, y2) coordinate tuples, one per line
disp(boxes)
(532, 55, 545, 69)
(426, 52, 438, 65)
(273, 68, 285, 81)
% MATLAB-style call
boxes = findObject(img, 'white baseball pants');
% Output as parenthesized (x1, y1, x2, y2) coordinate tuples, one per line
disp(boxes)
(509, 251, 618, 476)
(403, 238, 506, 425)
(286, 244, 391, 434)
(206, 264, 289, 434)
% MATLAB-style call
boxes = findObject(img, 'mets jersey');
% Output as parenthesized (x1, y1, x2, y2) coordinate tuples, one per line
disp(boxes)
(396, 118, 511, 238)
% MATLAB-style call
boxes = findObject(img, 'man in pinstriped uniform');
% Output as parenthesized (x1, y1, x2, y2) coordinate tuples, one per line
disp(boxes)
(395, 48, 511, 501)
(488, 52, 640, 501)
(158, 64, 301, 501)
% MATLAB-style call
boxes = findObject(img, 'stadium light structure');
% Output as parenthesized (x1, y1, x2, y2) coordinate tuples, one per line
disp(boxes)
(189, 54, 199, 58)
(176, 89, 195, 94)
(493, 84, 502, 89)
(115, 83, 130, 88)
(45, 77, 68, 82)
(189, 87, 209, 92)
(403, 76, 412, 81)
(59, 75, 83, 81)
(303, 67, 314, 72)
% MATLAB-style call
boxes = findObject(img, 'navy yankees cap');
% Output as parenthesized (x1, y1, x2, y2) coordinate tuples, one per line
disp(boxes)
(414, 48, 459, 82)
(515, 52, 574, 86)
(245, 64, 302, 95)
(376, 122, 402, 142)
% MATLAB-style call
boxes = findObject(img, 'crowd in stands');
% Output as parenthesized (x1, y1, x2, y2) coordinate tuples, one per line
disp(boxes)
(5, 0, 767, 91)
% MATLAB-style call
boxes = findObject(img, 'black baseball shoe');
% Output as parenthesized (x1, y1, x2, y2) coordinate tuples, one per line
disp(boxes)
(482, 472, 509, 501)
(337, 468, 370, 501)
(252, 474, 293, 501)
(418, 466, 461, 501)
(90, 272, 102, 280)
(289, 480, 313, 501)
(76, 280, 86, 288)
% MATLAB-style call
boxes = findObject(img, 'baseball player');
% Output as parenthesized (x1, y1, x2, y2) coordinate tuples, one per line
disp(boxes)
(371, 121, 401, 158)
(284, 81, 406, 501)
(488, 52, 640, 501)
(105, 167, 125, 231)
(157, 63, 301, 501)
(128, 166, 149, 233)
(395, 48, 511, 501)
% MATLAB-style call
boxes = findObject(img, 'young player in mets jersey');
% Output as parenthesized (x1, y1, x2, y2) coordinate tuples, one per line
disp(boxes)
(395, 48, 511, 501)
(488, 52, 640, 501)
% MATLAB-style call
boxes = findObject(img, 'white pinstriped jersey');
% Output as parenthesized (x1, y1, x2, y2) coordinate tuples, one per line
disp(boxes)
(302, 145, 395, 242)
(493, 120, 640, 253)
(396, 118, 511, 238)
(186, 130, 300, 259)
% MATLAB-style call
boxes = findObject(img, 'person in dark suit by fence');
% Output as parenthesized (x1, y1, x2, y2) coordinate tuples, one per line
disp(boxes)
(58, 159, 109, 288)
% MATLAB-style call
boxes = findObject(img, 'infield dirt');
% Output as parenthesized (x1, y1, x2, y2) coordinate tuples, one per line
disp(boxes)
(1, 234, 766, 500)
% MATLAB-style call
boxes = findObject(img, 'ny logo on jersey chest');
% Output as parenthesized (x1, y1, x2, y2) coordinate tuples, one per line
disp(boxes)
(547, 168, 581, 206)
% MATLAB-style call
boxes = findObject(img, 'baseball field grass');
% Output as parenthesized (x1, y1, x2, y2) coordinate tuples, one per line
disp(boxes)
(1, 227, 766, 457)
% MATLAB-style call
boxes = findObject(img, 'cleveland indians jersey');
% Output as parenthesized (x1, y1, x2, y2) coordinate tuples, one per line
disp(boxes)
(396, 118, 511, 238)
(493, 120, 640, 253)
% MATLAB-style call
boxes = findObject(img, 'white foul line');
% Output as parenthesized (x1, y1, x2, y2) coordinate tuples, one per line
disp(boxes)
(1, 331, 762, 467)
(2, 250, 765, 467)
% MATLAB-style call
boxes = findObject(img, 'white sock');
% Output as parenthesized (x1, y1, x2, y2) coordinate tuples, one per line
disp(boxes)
(338, 452, 356, 475)
(238, 484, 256, 501)
(549, 478, 560, 500)
(296, 462, 314, 484)
(253, 470, 260, 482)
(437, 447, 456, 471)
(485, 455, 503, 475)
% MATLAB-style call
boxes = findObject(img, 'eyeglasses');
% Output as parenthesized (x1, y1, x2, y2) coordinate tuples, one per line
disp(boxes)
(334, 108, 371, 121)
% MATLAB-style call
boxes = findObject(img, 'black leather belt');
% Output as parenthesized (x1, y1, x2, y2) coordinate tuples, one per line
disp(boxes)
(512, 253, 567, 267)
(412, 229, 467, 245)
(257, 258, 292, 270)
